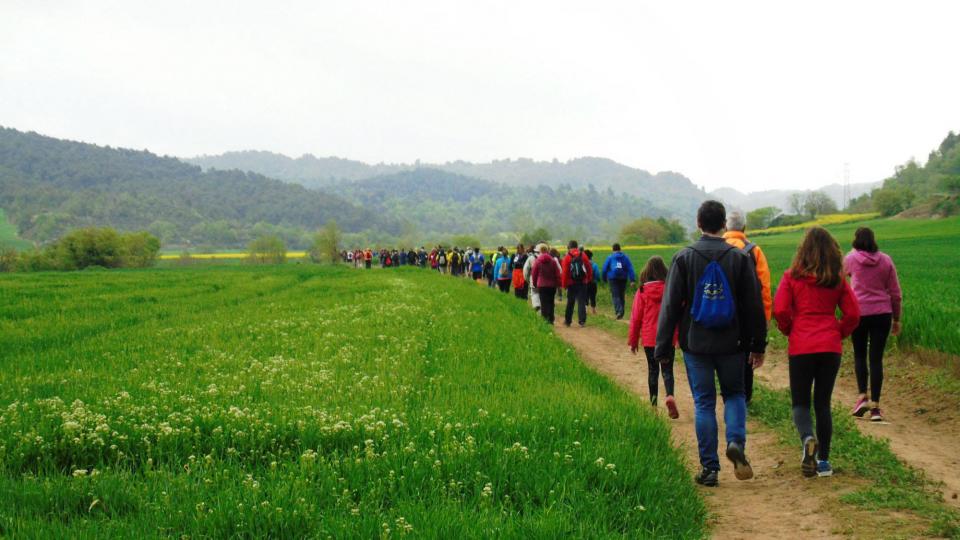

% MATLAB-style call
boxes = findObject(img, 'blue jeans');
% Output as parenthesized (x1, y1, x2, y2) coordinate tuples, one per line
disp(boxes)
(609, 278, 627, 317)
(683, 351, 747, 471)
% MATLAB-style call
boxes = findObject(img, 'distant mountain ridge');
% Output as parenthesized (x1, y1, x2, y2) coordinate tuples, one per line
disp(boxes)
(0, 127, 399, 247)
(186, 151, 708, 218)
(710, 182, 881, 213)
(334, 168, 669, 243)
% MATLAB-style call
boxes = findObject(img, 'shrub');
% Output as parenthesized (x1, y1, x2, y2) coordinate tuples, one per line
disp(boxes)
(873, 186, 916, 216)
(247, 235, 286, 264)
(121, 231, 161, 268)
(0, 248, 17, 272)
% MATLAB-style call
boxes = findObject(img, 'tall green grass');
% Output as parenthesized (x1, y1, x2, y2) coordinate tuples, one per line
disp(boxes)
(0, 266, 706, 538)
(589, 217, 960, 357)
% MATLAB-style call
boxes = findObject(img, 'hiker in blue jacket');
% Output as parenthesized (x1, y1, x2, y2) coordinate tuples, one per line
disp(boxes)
(469, 248, 485, 281)
(601, 243, 637, 319)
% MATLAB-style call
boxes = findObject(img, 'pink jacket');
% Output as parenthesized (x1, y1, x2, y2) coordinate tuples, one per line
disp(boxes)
(843, 250, 902, 319)
(531, 253, 562, 289)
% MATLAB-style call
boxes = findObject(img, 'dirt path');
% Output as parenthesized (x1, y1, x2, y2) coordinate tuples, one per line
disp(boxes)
(757, 352, 960, 508)
(554, 324, 931, 539)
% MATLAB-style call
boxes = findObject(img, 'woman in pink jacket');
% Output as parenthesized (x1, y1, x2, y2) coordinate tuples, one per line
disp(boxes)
(628, 256, 679, 419)
(844, 227, 902, 423)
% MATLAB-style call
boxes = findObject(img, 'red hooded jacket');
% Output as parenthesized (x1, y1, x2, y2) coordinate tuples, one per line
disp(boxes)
(560, 248, 594, 288)
(773, 271, 860, 356)
(628, 281, 677, 349)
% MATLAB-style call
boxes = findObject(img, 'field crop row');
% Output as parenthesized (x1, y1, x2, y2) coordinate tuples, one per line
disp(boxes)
(0, 266, 705, 538)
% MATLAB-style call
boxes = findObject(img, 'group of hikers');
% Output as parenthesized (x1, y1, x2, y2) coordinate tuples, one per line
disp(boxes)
(345, 199, 903, 487)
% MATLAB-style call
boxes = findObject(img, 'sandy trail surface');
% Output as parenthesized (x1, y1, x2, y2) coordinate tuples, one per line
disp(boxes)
(554, 323, 934, 539)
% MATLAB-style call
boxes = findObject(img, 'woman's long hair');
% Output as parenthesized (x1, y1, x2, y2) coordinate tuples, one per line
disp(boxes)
(790, 227, 843, 288)
(639, 256, 668, 285)
(852, 227, 879, 253)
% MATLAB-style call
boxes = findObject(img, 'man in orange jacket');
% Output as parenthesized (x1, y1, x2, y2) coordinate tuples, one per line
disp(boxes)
(724, 211, 772, 405)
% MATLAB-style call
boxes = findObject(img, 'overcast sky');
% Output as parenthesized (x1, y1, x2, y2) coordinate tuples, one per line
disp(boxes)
(2, 1, 958, 192)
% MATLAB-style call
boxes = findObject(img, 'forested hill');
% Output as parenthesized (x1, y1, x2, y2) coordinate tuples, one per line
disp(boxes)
(335, 168, 670, 243)
(0, 127, 398, 247)
(186, 152, 707, 217)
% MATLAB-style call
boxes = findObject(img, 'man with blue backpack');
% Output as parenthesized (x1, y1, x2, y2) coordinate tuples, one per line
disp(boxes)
(601, 243, 637, 319)
(655, 200, 767, 488)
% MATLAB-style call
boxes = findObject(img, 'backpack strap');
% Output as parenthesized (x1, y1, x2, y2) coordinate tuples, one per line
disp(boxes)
(689, 245, 735, 263)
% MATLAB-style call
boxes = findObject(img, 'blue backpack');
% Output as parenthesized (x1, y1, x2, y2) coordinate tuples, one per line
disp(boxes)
(689, 247, 736, 329)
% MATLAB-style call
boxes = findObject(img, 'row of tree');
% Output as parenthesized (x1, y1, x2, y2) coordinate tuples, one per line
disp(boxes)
(849, 131, 960, 216)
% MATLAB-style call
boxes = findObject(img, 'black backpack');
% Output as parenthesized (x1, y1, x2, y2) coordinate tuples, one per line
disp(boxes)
(569, 252, 587, 281)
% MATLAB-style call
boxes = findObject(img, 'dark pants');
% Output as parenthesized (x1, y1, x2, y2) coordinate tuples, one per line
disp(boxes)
(789, 353, 841, 461)
(514, 284, 528, 300)
(644, 347, 675, 405)
(472, 271, 482, 280)
(683, 352, 747, 471)
(564, 283, 588, 326)
(743, 352, 754, 404)
(587, 282, 597, 308)
(539, 287, 557, 324)
(365, 260, 371, 269)
(497, 279, 510, 293)
(609, 278, 627, 318)
(851, 313, 892, 403)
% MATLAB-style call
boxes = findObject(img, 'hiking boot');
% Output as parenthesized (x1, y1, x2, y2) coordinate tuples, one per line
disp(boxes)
(870, 408, 884, 422)
(726, 442, 753, 480)
(649, 395, 658, 407)
(578, 322, 586, 328)
(851, 396, 869, 417)
(801, 436, 818, 478)
(816, 460, 833, 477)
(695, 468, 719, 487)
(665, 395, 679, 419)
(616, 313, 624, 320)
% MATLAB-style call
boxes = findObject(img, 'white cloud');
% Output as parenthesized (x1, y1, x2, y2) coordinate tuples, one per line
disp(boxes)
(1, 0, 957, 191)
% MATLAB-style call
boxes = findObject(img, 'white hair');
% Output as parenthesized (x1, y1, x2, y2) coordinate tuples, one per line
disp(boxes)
(726, 211, 746, 232)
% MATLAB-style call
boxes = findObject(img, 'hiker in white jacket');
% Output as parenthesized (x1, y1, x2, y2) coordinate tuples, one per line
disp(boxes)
(524, 245, 541, 311)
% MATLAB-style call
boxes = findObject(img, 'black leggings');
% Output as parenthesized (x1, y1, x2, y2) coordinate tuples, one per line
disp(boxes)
(789, 353, 841, 461)
(587, 282, 598, 307)
(851, 313, 892, 403)
(643, 347, 675, 405)
(497, 279, 511, 293)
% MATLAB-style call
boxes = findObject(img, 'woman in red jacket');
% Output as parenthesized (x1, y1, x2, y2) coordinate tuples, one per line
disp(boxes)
(774, 227, 860, 479)
(628, 256, 679, 419)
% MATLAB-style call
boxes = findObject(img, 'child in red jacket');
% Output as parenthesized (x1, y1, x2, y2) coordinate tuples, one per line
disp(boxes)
(774, 227, 860, 479)
(628, 256, 679, 419)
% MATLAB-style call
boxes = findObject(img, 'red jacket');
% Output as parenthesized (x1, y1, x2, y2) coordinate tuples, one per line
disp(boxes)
(773, 271, 860, 356)
(628, 281, 677, 349)
(531, 253, 562, 289)
(560, 248, 594, 288)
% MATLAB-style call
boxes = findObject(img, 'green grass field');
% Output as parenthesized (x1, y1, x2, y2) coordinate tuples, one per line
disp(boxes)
(0, 266, 705, 538)
(0, 209, 31, 251)
(591, 217, 960, 357)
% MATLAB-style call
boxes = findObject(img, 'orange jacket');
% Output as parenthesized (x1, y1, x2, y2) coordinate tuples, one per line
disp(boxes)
(723, 231, 772, 321)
